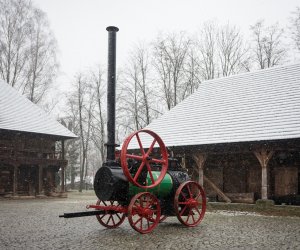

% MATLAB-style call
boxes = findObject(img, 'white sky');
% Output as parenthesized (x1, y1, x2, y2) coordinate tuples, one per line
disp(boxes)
(34, 0, 299, 92)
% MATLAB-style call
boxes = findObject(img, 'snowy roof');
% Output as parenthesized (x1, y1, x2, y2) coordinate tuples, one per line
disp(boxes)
(137, 63, 300, 149)
(0, 80, 77, 139)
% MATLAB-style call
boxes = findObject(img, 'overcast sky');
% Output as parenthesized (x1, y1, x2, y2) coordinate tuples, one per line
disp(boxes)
(34, 0, 299, 92)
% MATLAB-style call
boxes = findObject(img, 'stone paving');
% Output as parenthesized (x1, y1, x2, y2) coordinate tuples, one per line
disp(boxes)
(0, 193, 300, 250)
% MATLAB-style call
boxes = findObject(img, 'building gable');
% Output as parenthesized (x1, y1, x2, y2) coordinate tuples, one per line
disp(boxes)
(0, 81, 76, 139)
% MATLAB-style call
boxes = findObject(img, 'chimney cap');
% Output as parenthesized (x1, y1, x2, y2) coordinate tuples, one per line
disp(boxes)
(106, 26, 119, 32)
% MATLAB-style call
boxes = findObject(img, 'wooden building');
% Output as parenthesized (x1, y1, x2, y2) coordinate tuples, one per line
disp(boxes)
(140, 64, 300, 204)
(0, 81, 76, 197)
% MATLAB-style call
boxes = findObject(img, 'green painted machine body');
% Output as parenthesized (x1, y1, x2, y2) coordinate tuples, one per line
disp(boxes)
(129, 171, 173, 198)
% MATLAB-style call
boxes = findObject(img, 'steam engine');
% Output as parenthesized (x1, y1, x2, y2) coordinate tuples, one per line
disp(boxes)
(59, 26, 206, 234)
(94, 140, 190, 212)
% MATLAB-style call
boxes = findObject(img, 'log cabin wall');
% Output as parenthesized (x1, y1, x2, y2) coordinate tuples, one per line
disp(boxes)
(0, 131, 67, 197)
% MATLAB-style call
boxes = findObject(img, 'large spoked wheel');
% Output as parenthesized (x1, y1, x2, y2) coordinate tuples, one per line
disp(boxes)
(174, 181, 206, 227)
(95, 200, 126, 229)
(128, 192, 161, 234)
(121, 129, 168, 188)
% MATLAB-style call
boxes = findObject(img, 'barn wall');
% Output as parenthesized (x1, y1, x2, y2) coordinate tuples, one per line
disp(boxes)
(0, 165, 13, 194)
(188, 148, 300, 204)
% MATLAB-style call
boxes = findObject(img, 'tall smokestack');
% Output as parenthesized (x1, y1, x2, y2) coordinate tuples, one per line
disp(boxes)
(106, 26, 119, 161)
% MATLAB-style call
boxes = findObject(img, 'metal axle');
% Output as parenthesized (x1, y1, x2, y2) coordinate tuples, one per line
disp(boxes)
(59, 210, 119, 218)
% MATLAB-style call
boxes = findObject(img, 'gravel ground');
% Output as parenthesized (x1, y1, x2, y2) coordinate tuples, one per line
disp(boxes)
(0, 193, 299, 250)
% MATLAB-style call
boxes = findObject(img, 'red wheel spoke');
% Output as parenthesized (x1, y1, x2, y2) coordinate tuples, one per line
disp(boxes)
(136, 133, 146, 156)
(106, 215, 112, 225)
(159, 215, 167, 223)
(195, 192, 202, 201)
(134, 217, 142, 226)
(146, 139, 157, 155)
(195, 207, 202, 216)
(180, 191, 188, 201)
(191, 213, 196, 224)
(145, 197, 150, 208)
(139, 197, 143, 208)
(126, 154, 143, 161)
(133, 162, 145, 181)
(187, 184, 193, 198)
(111, 215, 116, 226)
(140, 217, 143, 230)
(178, 201, 189, 205)
(116, 213, 121, 220)
(149, 158, 165, 164)
(180, 205, 188, 216)
(185, 214, 191, 223)
(145, 161, 155, 184)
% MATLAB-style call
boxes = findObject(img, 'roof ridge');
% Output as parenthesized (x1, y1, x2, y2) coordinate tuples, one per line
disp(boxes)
(201, 62, 300, 86)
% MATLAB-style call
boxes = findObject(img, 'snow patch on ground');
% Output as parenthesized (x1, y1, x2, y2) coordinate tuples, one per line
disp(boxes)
(207, 210, 262, 217)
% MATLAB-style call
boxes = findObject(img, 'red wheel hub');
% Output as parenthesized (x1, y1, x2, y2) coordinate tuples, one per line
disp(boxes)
(186, 198, 199, 208)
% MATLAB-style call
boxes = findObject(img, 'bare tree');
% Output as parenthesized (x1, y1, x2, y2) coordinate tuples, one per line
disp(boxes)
(181, 42, 202, 99)
(217, 23, 249, 76)
(250, 20, 287, 69)
(290, 6, 300, 51)
(90, 66, 106, 165)
(117, 42, 157, 134)
(118, 64, 141, 131)
(196, 21, 219, 80)
(153, 32, 190, 109)
(23, 8, 58, 103)
(135, 44, 151, 125)
(0, 0, 58, 103)
(69, 74, 95, 192)
(153, 39, 173, 110)
(0, 0, 31, 87)
(61, 118, 80, 190)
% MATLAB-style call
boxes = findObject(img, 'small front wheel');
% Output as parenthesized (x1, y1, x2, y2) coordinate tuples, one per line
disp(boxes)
(128, 192, 161, 234)
(174, 181, 206, 227)
(95, 200, 126, 228)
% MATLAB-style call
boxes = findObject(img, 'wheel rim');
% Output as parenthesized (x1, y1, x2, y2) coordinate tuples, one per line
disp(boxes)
(121, 129, 168, 188)
(128, 192, 161, 234)
(174, 181, 206, 227)
(95, 200, 126, 228)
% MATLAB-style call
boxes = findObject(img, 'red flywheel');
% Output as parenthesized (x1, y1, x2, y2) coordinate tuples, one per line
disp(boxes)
(120, 129, 168, 188)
